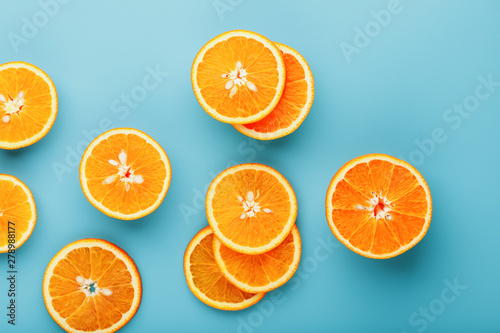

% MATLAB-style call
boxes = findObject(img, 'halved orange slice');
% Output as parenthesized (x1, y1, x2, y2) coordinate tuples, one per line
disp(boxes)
(0, 174, 36, 252)
(192, 30, 286, 124)
(80, 128, 171, 220)
(234, 43, 314, 140)
(325, 154, 432, 259)
(206, 163, 297, 254)
(184, 226, 265, 311)
(213, 225, 301, 293)
(43, 239, 142, 333)
(0, 62, 57, 149)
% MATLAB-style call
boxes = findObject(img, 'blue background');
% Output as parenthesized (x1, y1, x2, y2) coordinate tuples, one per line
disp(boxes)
(1, 0, 499, 332)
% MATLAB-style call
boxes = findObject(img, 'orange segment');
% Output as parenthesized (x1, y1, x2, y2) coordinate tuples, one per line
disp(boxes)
(330, 209, 372, 240)
(43, 239, 142, 333)
(234, 42, 314, 140)
(348, 216, 377, 252)
(391, 185, 429, 218)
(66, 247, 91, 277)
(206, 163, 297, 254)
(66, 298, 99, 332)
(368, 159, 394, 197)
(98, 259, 133, 287)
(79, 128, 172, 220)
(0, 62, 57, 149)
(184, 226, 265, 311)
(326, 154, 432, 259)
(330, 179, 371, 210)
(213, 225, 301, 293)
(0, 174, 36, 252)
(192, 30, 286, 124)
(51, 292, 86, 319)
(385, 211, 426, 246)
(94, 295, 124, 329)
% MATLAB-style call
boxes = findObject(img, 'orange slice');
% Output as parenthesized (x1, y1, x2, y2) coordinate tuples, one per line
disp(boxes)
(43, 239, 142, 333)
(0, 62, 57, 149)
(325, 154, 432, 259)
(234, 43, 314, 140)
(206, 163, 297, 254)
(0, 174, 36, 252)
(80, 128, 171, 220)
(184, 226, 265, 310)
(213, 225, 301, 293)
(192, 30, 286, 124)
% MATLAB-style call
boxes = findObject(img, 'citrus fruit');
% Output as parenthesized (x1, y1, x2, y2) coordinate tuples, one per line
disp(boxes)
(206, 163, 297, 254)
(192, 30, 286, 124)
(0, 62, 57, 149)
(0, 174, 36, 252)
(184, 226, 265, 311)
(325, 154, 432, 259)
(43, 239, 142, 333)
(234, 42, 314, 140)
(79, 128, 171, 220)
(213, 225, 301, 293)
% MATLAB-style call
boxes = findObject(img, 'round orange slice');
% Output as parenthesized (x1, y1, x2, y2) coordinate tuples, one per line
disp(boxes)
(213, 225, 301, 293)
(43, 239, 142, 333)
(0, 174, 36, 252)
(234, 43, 314, 140)
(206, 163, 297, 254)
(0, 62, 57, 149)
(325, 154, 432, 259)
(184, 226, 265, 311)
(80, 128, 171, 220)
(192, 30, 286, 124)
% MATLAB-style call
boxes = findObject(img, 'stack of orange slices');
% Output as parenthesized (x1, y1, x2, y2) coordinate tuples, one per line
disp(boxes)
(184, 163, 301, 310)
(192, 30, 314, 140)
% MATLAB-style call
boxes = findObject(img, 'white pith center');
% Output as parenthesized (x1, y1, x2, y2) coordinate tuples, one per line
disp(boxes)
(1, 92, 24, 123)
(222, 61, 258, 98)
(238, 190, 273, 219)
(76, 276, 112, 297)
(102, 150, 144, 191)
(355, 192, 393, 220)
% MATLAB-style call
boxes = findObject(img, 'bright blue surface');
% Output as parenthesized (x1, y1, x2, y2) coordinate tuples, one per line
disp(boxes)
(1, 0, 499, 332)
